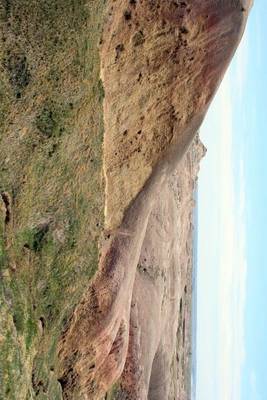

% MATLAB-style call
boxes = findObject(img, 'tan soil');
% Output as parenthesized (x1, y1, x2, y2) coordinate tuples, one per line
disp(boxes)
(58, 136, 205, 399)
(0, 1, 251, 399)
(101, 0, 252, 230)
(57, 1, 252, 398)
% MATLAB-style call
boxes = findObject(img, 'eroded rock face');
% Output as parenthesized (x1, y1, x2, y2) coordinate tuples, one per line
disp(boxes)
(58, 136, 206, 400)
(0, 0, 251, 399)
(57, 2, 251, 399)
(117, 136, 206, 400)
(101, 0, 252, 229)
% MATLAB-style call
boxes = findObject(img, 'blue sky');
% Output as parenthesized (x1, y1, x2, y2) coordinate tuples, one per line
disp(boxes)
(196, 3, 267, 399)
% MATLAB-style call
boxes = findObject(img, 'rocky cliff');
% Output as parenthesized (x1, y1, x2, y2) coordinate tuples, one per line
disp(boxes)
(0, 1, 251, 399)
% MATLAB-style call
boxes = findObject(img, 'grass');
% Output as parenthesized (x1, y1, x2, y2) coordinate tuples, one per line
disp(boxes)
(35, 101, 73, 139)
(0, 0, 106, 398)
(17, 226, 49, 252)
(105, 383, 121, 400)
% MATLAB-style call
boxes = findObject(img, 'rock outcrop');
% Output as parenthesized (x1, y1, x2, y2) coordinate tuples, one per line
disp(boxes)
(102, 0, 252, 229)
(0, 1, 251, 399)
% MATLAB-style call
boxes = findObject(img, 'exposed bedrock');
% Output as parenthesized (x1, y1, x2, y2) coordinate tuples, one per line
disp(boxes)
(102, 0, 252, 230)
(58, 1, 251, 399)
(58, 136, 206, 399)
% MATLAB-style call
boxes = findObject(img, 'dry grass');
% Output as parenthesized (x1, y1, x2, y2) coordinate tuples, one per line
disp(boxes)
(0, 1, 105, 398)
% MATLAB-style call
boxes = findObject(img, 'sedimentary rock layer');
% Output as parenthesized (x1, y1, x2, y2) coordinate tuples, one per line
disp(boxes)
(58, 136, 206, 400)
(101, 0, 252, 229)
(0, 0, 251, 399)
(58, 2, 251, 398)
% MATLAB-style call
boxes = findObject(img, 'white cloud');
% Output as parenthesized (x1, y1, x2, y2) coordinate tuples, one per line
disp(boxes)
(254, 7, 263, 69)
(197, 63, 248, 400)
(214, 72, 247, 400)
(249, 371, 261, 400)
(234, 27, 249, 98)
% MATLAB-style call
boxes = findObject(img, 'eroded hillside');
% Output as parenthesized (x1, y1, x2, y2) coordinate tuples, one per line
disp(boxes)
(0, 1, 251, 399)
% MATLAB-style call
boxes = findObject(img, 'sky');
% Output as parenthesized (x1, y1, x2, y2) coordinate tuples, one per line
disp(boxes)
(196, 3, 267, 400)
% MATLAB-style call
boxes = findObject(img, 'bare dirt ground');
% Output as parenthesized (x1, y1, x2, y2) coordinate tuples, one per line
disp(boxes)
(0, 1, 252, 399)
(57, 1, 251, 397)
(118, 136, 205, 400)
(58, 136, 206, 399)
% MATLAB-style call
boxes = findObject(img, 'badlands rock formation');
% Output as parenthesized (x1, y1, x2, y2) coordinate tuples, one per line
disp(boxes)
(0, 1, 251, 399)
(58, 136, 206, 400)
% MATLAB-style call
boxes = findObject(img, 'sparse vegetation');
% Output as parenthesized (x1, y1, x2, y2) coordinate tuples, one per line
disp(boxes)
(106, 382, 121, 400)
(0, 0, 105, 398)
(36, 101, 72, 138)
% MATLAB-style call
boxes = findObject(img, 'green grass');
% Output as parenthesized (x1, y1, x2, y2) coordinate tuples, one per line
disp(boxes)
(105, 382, 121, 400)
(17, 226, 49, 252)
(35, 101, 73, 139)
(0, 0, 106, 398)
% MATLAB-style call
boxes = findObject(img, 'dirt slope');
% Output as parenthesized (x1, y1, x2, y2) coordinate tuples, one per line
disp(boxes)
(101, 0, 252, 229)
(0, 1, 251, 399)
(58, 1, 251, 398)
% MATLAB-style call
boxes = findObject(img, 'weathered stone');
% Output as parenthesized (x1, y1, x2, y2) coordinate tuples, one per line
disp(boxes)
(0, 0, 251, 399)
